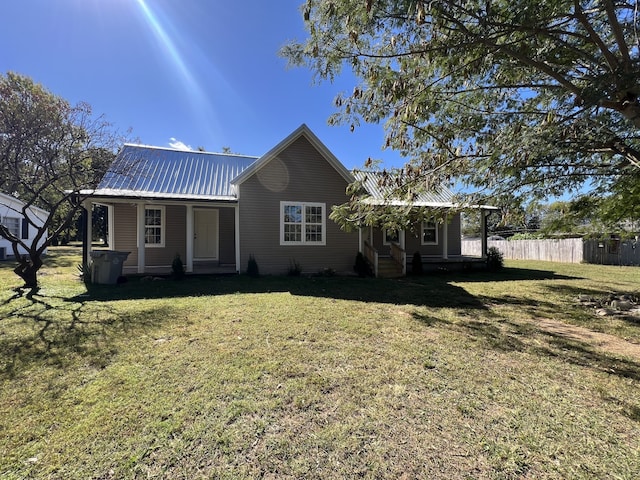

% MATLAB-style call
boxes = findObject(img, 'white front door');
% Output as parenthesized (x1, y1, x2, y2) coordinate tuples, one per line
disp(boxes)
(194, 209, 219, 260)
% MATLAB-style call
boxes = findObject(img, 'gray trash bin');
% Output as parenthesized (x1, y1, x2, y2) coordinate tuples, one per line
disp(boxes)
(90, 250, 130, 284)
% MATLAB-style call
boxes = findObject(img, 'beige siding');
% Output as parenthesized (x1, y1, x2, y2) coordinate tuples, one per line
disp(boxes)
(113, 203, 138, 267)
(145, 205, 186, 266)
(370, 213, 462, 257)
(112, 203, 186, 269)
(239, 136, 358, 275)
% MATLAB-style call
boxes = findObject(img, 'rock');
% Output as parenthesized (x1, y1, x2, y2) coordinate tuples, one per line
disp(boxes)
(596, 308, 615, 316)
(577, 294, 594, 302)
(611, 300, 633, 311)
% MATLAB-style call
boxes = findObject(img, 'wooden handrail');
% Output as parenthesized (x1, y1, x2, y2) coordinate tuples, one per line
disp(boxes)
(363, 240, 379, 277)
(389, 242, 406, 276)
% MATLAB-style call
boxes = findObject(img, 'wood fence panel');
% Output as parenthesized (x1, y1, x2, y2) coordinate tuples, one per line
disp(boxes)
(461, 238, 584, 263)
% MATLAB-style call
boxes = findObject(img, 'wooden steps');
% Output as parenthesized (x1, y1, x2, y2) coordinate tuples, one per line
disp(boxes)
(377, 257, 404, 278)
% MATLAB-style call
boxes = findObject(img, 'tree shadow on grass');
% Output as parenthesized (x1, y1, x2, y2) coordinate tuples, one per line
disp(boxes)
(432, 307, 640, 385)
(443, 266, 583, 283)
(0, 286, 178, 380)
(74, 274, 488, 310)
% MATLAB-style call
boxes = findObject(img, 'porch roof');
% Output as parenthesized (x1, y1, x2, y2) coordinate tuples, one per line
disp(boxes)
(94, 144, 258, 201)
(354, 171, 499, 210)
(355, 170, 455, 206)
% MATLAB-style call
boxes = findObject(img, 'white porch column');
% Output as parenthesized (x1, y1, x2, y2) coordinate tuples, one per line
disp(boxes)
(186, 204, 194, 273)
(137, 203, 146, 274)
(399, 229, 406, 250)
(358, 227, 363, 253)
(107, 204, 115, 249)
(234, 204, 240, 273)
(83, 199, 93, 265)
(481, 209, 488, 259)
(442, 220, 448, 259)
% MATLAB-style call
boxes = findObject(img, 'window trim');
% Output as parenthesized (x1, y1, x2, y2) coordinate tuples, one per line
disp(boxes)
(1, 216, 20, 238)
(421, 220, 438, 245)
(144, 206, 165, 248)
(383, 229, 400, 246)
(280, 201, 326, 246)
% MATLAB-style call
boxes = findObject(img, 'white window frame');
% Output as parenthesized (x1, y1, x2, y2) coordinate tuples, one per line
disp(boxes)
(421, 220, 438, 245)
(383, 229, 400, 246)
(144, 206, 165, 248)
(1, 216, 20, 237)
(280, 201, 326, 246)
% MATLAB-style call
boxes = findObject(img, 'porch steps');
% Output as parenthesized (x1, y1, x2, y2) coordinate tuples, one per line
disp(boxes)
(377, 257, 404, 278)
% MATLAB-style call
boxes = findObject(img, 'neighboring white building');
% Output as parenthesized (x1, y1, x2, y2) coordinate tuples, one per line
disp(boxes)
(0, 192, 50, 259)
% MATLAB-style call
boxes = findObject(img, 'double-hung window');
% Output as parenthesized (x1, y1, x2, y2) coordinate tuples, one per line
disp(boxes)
(144, 206, 165, 247)
(383, 229, 400, 245)
(281, 202, 325, 245)
(1, 216, 20, 237)
(421, 220, 438, 245)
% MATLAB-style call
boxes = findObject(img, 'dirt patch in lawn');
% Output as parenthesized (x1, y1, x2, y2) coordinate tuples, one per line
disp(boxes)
(536, 318, 640, 360)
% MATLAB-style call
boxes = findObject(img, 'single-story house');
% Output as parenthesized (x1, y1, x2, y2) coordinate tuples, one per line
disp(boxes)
(82, 125, 493, 277)
(0, 192, 50, 259)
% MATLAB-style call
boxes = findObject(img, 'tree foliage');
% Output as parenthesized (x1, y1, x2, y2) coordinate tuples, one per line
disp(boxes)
(0, 72, 122, 288)
(283, 0, 640, 223)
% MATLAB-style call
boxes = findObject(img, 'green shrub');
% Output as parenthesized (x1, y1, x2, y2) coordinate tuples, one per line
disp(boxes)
(354, 252, 372, 277)
(172, 254, 185, 280)
(288, 259, 301, 276)
(247, 254, 260, 277)
(411, 251, 423, 275)
(486, 246, 504, 271)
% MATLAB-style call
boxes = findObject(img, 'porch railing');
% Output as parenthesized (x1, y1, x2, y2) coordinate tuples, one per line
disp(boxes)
(390, 242, 407, 276)
(363, 240, 378, 277)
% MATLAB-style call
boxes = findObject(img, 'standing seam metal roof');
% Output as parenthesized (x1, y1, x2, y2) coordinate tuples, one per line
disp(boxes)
(354, 170, 455, 206)
(97, 145, 259, 200)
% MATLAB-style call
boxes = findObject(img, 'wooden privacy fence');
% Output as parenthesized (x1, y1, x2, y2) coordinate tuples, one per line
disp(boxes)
(462, 237, 640, 265)
(462, 238, 584, 263)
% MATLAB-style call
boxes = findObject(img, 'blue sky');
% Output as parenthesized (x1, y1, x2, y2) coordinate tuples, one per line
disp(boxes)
(1, 0, 403, 170)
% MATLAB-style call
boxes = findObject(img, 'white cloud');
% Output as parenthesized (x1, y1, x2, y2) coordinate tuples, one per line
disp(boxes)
(168, 138, 192, 151)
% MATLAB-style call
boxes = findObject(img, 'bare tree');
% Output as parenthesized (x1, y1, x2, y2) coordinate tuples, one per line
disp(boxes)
(0, 72, 123, 289)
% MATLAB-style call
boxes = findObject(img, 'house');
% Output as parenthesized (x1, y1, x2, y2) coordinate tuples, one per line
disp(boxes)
(0, 192, 50, 260)
(83, 125, 491, 277)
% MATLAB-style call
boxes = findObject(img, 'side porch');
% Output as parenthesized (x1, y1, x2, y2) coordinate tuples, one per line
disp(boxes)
(360, 210, 492, 278)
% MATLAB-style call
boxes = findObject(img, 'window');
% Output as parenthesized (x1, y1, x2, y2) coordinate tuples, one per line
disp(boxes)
(1, 217, 20, 237)
(144, 206, 165, 247)
(421, 220, 438, 245)
(383, 229, 400, 245)
(281, 202, 325, 245)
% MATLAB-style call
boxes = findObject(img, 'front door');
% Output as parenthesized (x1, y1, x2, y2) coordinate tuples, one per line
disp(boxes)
(194, 209, 219, 260)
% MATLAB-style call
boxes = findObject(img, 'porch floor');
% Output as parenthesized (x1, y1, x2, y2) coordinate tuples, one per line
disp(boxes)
(122, 263, 237, 276)
(417, 255, 486, 272)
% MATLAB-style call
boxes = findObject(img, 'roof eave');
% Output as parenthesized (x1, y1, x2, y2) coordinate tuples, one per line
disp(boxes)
(231, 124, 355, 186)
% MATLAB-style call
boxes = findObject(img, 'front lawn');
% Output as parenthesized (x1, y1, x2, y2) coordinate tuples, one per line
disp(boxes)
(1, 247, 639, 479)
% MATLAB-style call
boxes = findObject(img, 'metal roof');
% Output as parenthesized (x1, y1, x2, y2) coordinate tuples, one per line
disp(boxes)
(96, 144, 258, 200)
(353, 170, 456, 207)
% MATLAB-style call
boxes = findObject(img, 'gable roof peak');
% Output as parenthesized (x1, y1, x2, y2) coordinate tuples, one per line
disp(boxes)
(231, 124, 353, 185)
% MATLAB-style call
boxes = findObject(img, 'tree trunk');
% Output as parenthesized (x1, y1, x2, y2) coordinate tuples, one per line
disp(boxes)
(14, 254, 43, 289)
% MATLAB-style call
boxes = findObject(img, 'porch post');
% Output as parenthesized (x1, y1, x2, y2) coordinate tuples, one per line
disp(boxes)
(358, 227, 363, 253)
(186, 205, 193, 273)
(442, 220, 448, 259)
(399, 229, 405, 250)
(107, 204, 115, 249)
(234, 204, 240, 273)
(83, 199, 93, 266)
(137, 203, 146, 274)
(481, 209, 488, 259)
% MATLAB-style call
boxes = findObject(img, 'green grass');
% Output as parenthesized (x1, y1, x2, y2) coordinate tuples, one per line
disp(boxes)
(1, 247, 640, 479)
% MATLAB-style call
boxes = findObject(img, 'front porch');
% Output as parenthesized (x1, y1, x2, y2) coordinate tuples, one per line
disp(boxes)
(83, 199, 241, 276)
